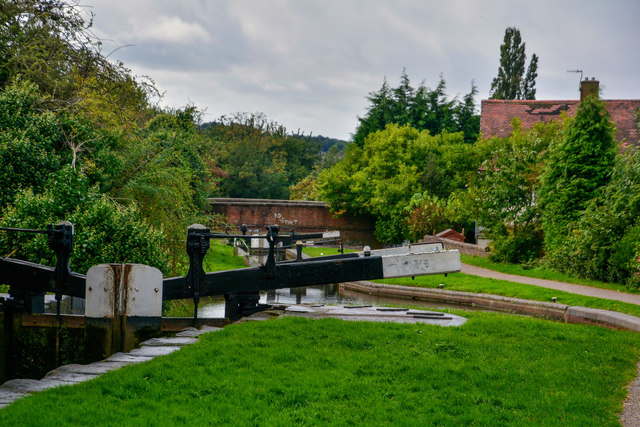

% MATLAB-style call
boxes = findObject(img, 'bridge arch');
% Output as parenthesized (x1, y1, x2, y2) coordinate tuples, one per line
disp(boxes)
(208, 198, 378, 247)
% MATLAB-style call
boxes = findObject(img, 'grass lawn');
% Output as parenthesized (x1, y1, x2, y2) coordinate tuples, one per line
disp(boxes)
(379, 273, 640, 318)
(461, 254, 639, 294)
(302, 246, 356, 257)
(204, 240, 246, 272)
(1, 314, 638, 426)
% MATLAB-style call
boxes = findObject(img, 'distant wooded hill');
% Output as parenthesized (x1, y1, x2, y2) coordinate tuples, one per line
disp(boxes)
(312, 135, 350, 152)
(200, 122, 349, 153)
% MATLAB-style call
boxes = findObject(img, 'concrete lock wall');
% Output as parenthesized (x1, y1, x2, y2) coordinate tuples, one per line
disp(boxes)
(85, 264, 163, 358)
(209, 198, 380, 247)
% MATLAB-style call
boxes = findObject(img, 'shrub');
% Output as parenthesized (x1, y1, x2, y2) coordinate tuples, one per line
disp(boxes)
(0, 167, 168, 274)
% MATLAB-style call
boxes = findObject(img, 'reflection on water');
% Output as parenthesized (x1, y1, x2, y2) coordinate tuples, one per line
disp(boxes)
(7, 284, 477, 318)
(198, 283, 476, 318)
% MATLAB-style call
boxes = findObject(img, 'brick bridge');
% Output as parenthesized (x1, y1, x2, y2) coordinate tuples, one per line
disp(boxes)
(208, 198, 379, 247)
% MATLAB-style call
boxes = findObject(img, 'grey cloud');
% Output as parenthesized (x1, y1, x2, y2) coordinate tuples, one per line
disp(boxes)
(84, 0, 640, 140)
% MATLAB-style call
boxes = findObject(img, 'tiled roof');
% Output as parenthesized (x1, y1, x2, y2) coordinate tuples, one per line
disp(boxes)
(480, 99, 640, 144)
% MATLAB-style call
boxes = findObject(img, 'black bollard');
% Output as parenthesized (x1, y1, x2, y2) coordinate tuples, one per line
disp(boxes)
(47, 221, 74, 366)
(186, 224, 210, 327)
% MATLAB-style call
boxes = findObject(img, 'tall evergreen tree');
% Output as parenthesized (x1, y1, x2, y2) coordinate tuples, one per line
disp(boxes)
(354, 71, 479, 146)
(538, 95, 617, 266)
(490, 27, 539, 100)
(522, 53, 539, 100)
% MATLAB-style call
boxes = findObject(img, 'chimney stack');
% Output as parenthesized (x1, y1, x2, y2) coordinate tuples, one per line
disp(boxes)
(580, 77, 599, 101)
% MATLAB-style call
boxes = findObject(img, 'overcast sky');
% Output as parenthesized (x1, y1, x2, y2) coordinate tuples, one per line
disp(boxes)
(83, 0, 640, 140)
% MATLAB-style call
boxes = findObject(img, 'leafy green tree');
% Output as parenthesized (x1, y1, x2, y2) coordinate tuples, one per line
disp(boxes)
(205, 113, 320, 199)
(552, 147, 640, 286)
(0, 0, 91, 96)
(489, 27, 539, 100)
(318, 124, 476, 243)
(290, 144, 348, 201)
(461, 119, 561, 262)
(354, 71, 479, 146)
(0, 167, 167, 274)
(539, 96, 617, 268)
(0, 0, 156, 128)
(405, 192, 447, 242)
(0, 79, 120, 211)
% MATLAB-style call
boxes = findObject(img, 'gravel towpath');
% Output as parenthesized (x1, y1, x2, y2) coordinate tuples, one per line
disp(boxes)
(461, 263, 640, 305)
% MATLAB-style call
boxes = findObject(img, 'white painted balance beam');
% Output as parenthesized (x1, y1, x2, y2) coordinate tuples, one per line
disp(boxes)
(358, 243, 461, 279)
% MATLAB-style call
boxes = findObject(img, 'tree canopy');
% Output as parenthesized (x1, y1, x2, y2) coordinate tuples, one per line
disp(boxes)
(353, 71, 479, 146)
(538, 95, 617, 267)
(489, 27, 539, 100)
(201, 113, 320, 200)
(318, 124, 477, 243)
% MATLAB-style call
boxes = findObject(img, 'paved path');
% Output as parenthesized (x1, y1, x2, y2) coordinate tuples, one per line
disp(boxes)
(461, 263, 640, 306)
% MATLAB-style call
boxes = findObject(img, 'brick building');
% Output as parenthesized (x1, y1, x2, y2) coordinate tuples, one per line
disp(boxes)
(480, 78, 640, 147)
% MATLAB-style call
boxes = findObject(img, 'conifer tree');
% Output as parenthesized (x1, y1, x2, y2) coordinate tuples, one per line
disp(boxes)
(538, 95, 617, 265)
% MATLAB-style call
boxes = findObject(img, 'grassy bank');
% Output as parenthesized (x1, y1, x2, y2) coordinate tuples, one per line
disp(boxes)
(1, 314, 638, 425)
(461, 254, 638, 294)
(379, 273, 640, 318)
(302, 246, 356, 257)
(204, 240, 246, 272)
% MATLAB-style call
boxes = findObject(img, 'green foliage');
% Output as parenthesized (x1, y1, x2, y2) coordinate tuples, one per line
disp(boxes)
(289, 174, 319, 201)
(539, 96, 617, 269)
(405, 192, 446, 242)
(550, 147, 640, 286)
(0, 0, 93, 97)
(353, 71, 479, 146)
(290, 144, 347, 201)
(0, 79, 121, 211)
(463, 120, 560, 262)
(98, 107, 220, 274)
(309, 134, 350, 153)
(0, 4, 215, 276)
(0, 80, 65, 209)
(0, 167, 168, 274)
(0, 0, 156, 118)
(488, 230, 543, 264)
(490, 27, 539, 100)
(319, 124, 477, 243)
(204, 113, 320, 199)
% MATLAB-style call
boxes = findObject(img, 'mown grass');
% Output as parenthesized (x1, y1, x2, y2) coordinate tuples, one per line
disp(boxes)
(379, 273, 640, 318)
(302, 246, 356, 257)
(1, 314, 638, 426)
(461, 254, 638, 294)
(204, 240, 246, 272)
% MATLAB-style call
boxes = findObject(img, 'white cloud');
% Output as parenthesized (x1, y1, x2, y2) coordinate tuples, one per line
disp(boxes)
(128, 15, 211, 44)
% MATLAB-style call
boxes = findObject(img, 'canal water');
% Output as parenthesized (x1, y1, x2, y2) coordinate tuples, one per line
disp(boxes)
(198, 284, 477, 318)
(22, 284, 477, 317)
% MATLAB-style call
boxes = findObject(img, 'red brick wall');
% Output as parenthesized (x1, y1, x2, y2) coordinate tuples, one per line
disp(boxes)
(419, 234, 489, 257)
(209, 198, 379, 247)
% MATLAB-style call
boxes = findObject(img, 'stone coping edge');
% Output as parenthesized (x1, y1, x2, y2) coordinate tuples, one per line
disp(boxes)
(208, 197, 328, 208)
(342, 281, 640, 331)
